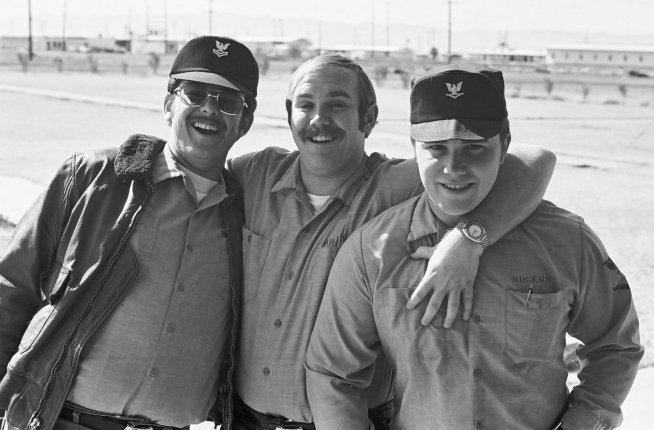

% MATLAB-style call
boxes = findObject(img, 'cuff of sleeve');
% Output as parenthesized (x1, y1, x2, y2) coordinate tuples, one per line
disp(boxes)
(561, 406, 607, 430)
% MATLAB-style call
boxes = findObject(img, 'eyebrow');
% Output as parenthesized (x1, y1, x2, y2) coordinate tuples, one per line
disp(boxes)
(294, 90, 353, 99)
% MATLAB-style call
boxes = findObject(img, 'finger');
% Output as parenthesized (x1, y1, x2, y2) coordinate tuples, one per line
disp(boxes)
(409, 245, 437, 260)
(462, 286, 474, 321)
(421, 291, 446, 326)
(442, 293, 461, 329)
(406, 282, 430, 309)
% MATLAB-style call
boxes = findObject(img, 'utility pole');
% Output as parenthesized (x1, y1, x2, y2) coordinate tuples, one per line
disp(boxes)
(208, 0, 213, 34)
(62, 0, 67, 52)
(145, 0, 150, 35)
(27, 0, 33, 60)
(447, 0, 452, 63)
(164, 0, 168, 53)
(385, 1, 390, 57)
(370, 0, 375, 58)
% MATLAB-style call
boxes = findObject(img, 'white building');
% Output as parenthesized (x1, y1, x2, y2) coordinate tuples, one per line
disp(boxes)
(547, 44, 654, 73)
(464, 48, 547, 66)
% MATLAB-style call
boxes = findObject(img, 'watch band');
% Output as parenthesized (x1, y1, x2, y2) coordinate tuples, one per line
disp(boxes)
(456, 220, 490, 249)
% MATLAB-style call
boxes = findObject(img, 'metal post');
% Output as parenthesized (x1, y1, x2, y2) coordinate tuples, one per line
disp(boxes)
(28, 0, 33, 60)
(208, 0, 213, 34)
(447, 0, 452, 63)
(386, 1, 390, 57)
(371, 0, 375, 58)
(164, 0, 168, 53)
(62, 0, 67, 52)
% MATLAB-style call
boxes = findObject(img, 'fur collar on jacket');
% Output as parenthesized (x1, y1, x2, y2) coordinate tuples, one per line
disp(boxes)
(113, 134, 242, 195)
(114, 134, 166, 181)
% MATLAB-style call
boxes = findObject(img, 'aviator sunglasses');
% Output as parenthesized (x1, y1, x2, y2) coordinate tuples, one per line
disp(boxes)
(174, 82, 248, 115)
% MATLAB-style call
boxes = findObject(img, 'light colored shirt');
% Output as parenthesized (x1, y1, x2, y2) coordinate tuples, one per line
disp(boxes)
(306, 195, 643, 430)
(228, 147, 422, 422)
(68, 145, 232, 427)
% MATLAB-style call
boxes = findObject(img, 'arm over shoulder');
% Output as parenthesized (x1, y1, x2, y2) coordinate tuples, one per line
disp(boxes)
(465, 143, 556, 244)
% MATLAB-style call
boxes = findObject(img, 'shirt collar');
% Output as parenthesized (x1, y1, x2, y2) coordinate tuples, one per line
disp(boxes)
(406, 193, 521, 249)
(152, 144, 185, 184)
(406, 194, 449, 250)
(270, 153, 378, 207)
(154, 144, 227, 207)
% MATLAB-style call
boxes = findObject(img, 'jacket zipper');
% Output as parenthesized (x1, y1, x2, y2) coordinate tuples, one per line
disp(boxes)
(28, 182, 153, 430)
(222, 196, 236, 430)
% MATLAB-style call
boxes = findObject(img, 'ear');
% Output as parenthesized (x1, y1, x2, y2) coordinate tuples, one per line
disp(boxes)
(362, 103, 379, 138)
(238, 113, 254, 138)
(163, 93, 174, 125)
(500, 133, 511, 164)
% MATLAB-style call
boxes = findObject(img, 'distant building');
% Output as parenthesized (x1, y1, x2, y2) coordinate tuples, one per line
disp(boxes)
(547, 44, 654, 73)
(320, 44, 414, 61)
(1, 36, 37, 51)
(1, 35, 127, 53)
(239, 37, 313, 59)
(464, 48, 547, 66)
(131, 34, 180, 55)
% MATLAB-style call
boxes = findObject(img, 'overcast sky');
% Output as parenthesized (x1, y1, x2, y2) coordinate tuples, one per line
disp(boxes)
(3, 0, 653, 50)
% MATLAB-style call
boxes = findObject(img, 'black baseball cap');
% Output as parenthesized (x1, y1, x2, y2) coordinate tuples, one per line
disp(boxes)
(410, 63, 507, 141)
(169, 36, 259, 96)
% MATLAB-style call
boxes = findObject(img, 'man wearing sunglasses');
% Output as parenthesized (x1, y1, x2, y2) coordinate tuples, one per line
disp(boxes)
(0, 36, 255, 430)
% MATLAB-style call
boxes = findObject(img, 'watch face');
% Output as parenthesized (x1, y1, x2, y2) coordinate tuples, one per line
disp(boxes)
(468, 223, 484, 239)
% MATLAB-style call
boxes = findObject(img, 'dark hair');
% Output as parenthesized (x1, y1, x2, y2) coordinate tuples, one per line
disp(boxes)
(284, 54, 378, 137)
(167, 77, 257, 118)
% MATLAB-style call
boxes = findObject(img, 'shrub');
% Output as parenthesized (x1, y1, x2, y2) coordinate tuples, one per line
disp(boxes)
(544, 78, 554, 98)
(148, 52, 161, 75)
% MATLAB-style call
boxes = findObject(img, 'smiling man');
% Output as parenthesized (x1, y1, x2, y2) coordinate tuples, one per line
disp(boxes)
(0, 36, 255, 430)
(227, 55, 557, 430)
(305, 63, 643, 430)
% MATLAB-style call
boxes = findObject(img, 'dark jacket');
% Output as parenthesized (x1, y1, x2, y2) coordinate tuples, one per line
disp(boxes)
(0, 134, 243, 430)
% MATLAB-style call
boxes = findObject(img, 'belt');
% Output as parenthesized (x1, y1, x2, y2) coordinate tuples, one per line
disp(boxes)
(59, 405, 189, 430)
(233, 397, 315, 430)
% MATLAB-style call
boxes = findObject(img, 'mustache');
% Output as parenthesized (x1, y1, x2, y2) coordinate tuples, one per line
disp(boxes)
(300, 125, 344, 140)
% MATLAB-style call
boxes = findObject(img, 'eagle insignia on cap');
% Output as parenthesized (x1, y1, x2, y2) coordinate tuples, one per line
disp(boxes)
(213, 41, 230, 58)
(445, 82, 463, 99)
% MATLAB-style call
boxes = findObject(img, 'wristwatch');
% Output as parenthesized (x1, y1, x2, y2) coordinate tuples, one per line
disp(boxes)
(456, 220, 490, 249)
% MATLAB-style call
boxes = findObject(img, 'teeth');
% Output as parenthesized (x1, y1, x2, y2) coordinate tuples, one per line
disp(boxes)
(311, 135, 333, 142)
(192, 121, 218, 132)
(443, 183, 470, 190)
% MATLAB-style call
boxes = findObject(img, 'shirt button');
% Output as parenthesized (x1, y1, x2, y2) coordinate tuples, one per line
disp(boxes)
(263, 367, 270, 376)
(472, 314, 481, 323)
(150, 368, 159, 378)
(475, 420, 484, 429)
(186, 244, 193, 252)
(222, 231, 228, 238)
(177, 284, 185, 292)
(302, 226, 310, 233)
(166, 323, 176, 334)
(287, 271, 294, 280)
(473, 368, 483, 377)
(274, 319, 282, 328)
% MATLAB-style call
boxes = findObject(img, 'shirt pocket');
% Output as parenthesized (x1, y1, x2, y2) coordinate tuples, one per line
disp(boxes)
(380, 288, 446, 363)
(242, 226, 272, 304)
(505, 289, 568, 362)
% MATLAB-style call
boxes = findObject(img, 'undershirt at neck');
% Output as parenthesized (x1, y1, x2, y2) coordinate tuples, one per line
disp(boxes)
(307, 193, 330, 212)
